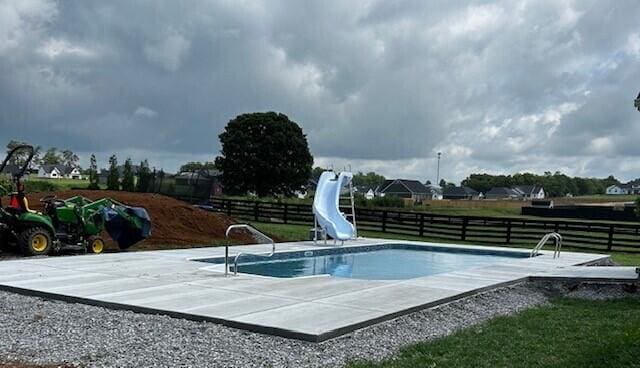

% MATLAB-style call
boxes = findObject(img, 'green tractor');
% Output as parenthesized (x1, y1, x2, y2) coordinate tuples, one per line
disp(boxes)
(0, 145, 151, 256)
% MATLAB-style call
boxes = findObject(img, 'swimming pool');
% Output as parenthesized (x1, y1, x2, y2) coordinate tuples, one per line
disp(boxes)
(198, 244, 529, 280)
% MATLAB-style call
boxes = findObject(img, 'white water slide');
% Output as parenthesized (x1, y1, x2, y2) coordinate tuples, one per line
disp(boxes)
(312, 171, 356, 241)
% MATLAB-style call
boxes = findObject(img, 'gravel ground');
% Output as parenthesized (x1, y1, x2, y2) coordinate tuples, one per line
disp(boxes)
(0, 281, 638, 368)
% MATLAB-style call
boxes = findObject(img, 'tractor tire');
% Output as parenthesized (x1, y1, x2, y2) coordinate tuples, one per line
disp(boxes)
(87, 236, 105, 254)
(18, 227, 53, 256)
(0, 232, 9, 252)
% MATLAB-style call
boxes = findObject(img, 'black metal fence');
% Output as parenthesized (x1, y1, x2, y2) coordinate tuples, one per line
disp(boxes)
(204, 197, 640, 253)
(522, 205, 638, 222)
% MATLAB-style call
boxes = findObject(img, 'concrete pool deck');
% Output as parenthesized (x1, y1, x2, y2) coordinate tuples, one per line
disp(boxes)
(0, 238, 637, 342)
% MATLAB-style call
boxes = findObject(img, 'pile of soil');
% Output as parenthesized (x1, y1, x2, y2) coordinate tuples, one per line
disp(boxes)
(11, 190, 254, 251)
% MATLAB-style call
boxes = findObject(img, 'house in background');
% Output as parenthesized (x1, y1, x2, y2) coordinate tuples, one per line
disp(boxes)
(38, 165, 82, 180)
(377, 179, 430, 201)
(425, 184, 443, 200)
(1, 164, 22, 178)
(175, 168, 223, 197)
(606, 180, 640, 195)
(485, 187, 523, 200)
(354, 186, 376, 200)
(513, 185, 545, 199)
(606, 184, 627, 195)
(442, 186, 481, 200)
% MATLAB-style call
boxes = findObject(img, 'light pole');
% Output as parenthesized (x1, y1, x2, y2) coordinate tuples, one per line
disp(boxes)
(436, 152, 442, 186)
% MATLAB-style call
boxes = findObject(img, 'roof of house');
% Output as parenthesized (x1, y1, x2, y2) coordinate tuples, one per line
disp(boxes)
(354, 185, 375, 193)
(513, 185, 543, 195)
(609, 182, 638, 189)
(40, 164, 79, 175)
(425, 185, 443, 195)
(176, 169, 221, 178)
(486, 187, 521, 197)
(1, 164, 22, 176)
(379, 179, 429, 194)
(443, 186, 479, 196)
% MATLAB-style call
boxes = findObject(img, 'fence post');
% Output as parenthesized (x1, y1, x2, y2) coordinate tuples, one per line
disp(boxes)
(506, 220, 512, 244)
(461, 217, 468, 241)
(607, 224, 614, 251)
(419, 213, 425, 237)
(382, 210, 388, 232)
(226, 199, 232, 216)
(254, 202, 259, 221)
(283, 203, 289, 224)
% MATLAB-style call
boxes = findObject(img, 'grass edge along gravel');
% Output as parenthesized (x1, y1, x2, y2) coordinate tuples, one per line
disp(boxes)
(346, 297, 640, 368)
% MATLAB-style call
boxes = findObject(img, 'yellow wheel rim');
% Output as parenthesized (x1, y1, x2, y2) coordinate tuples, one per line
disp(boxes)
(31, 234, 48, 252)
(92, 239, 104, 253)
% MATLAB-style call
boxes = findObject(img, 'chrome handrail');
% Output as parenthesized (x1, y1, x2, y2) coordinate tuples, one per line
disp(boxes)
(224, 224, 275, 276)
(530, 232, 562, 259)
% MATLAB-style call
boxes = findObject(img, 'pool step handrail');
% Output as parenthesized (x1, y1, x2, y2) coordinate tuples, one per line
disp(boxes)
(224, 224, 276, 276)
(530, 232, 562, 259)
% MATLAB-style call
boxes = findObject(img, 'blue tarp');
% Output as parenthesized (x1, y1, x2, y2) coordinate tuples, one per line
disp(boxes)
(102, 206, 151, 249)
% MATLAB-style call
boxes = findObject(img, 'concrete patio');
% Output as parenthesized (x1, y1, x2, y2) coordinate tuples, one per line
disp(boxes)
(0, 238, 636, 342)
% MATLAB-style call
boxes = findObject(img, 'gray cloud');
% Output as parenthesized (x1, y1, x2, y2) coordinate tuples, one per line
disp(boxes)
(1, 0, 639, 183)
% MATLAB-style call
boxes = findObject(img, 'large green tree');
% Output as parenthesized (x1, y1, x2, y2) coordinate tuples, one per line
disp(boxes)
(5, 140, 41, 169)
(42, 147, 62, 165)
(61, 149, 79, 167)
(352, 171, 386, 188)
(216, 112, 313, 196)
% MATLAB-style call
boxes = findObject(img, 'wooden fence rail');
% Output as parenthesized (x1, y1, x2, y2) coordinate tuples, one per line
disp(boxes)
(203, 197, 640, 253)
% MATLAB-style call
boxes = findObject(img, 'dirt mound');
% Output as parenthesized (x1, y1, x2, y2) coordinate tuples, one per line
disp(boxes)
(17, 190, 253, 250)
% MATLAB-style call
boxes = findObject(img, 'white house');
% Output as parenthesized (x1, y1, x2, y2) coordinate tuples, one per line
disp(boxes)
(364, 188, 375, 200)
(513, 185, 545, 199)
(39, 165, 82, 180)
(425, 184, 443, 200)
(606, 180, 640, 195)
(606, 184, 628, 195)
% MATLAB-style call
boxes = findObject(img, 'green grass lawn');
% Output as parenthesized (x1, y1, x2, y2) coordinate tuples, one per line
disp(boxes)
(347, 297, 640, 368)
(27, 177, 93, 191)
(249, 221, 640, 266)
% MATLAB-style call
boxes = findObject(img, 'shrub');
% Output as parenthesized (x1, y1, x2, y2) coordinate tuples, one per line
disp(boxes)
(24, 180, 59, 193)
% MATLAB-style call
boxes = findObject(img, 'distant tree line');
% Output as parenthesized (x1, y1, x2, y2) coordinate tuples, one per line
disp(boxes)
(86, 153, 153, 192)
(461, 172, 620, 197)
(6, 140, 80, 169)
(312, 167, 387, 189)
(179, 161, 216, 173)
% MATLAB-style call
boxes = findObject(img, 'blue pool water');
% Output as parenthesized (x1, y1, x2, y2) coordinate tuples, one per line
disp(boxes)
(200, 244, 527, 280)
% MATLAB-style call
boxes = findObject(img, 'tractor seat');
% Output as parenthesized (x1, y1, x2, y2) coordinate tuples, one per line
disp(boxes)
(7, 193, 37, 214)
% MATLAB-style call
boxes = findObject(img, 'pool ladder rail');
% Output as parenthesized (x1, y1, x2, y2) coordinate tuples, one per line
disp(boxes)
(224, 224, 275, 277)
(530, 232, 562, 259)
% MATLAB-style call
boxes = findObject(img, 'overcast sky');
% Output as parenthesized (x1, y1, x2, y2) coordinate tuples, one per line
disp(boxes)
(1, 0, 639, 183)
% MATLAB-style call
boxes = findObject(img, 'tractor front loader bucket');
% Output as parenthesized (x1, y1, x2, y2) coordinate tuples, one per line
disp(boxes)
(66, 196, 152, 250)
(102, 205, 151, 249)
